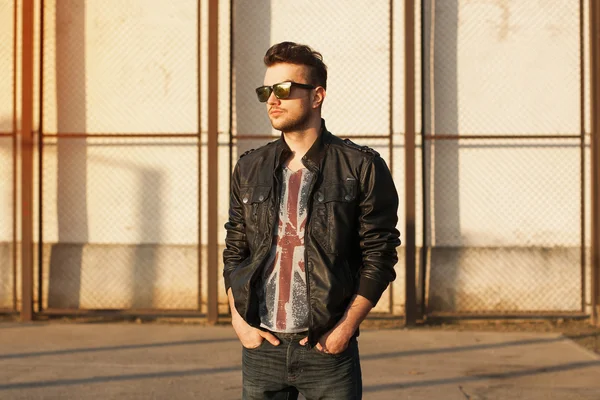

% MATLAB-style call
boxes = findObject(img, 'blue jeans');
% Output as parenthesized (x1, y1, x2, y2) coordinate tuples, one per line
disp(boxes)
(242, 331, 362, 400)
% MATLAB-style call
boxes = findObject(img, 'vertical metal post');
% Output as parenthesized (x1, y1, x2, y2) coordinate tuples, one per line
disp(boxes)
(227, 0, 234, 316)
(38, 0, 45, 312)
(20, 0, 36, 321)
(207, 0, 219, 324)
(388, 0, 395, 314)
(404, 0, 417, 326)
(580, 0, 586, 313)
(228, 0, 234, 198)
(419, 0, 428, 319)
(12, 0, 18, 312)
(590, 0, 600, 325)
(197, 0, 203, 312)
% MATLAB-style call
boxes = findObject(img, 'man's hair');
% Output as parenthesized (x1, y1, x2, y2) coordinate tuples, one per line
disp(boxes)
(264, 42, 327, 90)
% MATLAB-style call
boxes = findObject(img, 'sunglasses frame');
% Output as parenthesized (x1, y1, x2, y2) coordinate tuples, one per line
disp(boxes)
(255, 81, 316, 102)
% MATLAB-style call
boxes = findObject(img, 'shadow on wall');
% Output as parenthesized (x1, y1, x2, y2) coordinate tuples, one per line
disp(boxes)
(422, 0, 462, 313)
(132, 167, 163, 309)
(233, 0, 273, 156)
(47, 0, 88, 309)
(47, 1, 165, 309)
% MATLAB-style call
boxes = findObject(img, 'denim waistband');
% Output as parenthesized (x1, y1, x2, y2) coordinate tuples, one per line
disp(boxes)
(268, 330, 308, 342)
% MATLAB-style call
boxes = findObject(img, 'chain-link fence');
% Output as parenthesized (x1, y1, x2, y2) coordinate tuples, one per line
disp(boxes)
(422, 0, 587, 314)
(230, 0, 399, 313)
(2, 0, 597, 319)
(39, 0, 202, 312)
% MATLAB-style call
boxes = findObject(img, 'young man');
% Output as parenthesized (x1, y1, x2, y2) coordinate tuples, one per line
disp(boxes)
(223, 42, 400, 399)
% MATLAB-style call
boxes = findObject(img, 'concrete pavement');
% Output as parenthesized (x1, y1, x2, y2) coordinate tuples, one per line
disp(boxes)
(0, 322, 599, 399)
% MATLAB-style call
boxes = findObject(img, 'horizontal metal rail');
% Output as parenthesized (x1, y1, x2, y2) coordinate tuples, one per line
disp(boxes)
(231, 134, 392, 140)
(426, 311, 589, 320)
(425, 134, 583, 140)
(42, 133, 200, 139)
(38, 308, 208, 318)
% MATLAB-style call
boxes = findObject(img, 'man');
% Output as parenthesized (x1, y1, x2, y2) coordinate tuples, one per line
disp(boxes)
(223, 41, 400, 399)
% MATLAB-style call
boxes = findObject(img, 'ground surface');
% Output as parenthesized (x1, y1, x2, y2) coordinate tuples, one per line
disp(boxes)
(0, 316, 599, 399)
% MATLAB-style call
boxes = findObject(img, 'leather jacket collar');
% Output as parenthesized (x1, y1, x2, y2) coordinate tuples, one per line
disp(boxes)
(274, 119, 332, 172)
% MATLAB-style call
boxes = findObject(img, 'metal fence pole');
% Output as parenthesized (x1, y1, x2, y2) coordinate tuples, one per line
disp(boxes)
(388, 0, 395, 315)
(12, 0, 19, 312)
(590, 0, 600, 326)
(197, 0, 203, 313)
(404, 0, 417, 326)
(207, 0, 219, 324)
(20, 0, 35, 321)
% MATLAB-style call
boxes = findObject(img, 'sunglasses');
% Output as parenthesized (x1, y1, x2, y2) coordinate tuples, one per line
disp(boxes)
(255, 81, 316, 102)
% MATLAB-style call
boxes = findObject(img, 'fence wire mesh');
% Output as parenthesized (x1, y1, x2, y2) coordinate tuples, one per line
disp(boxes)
(230, 0, 397, 312)
(39, 0, 201, 310)
(1, 0, 594, 318)
(422, 0, 585, 314)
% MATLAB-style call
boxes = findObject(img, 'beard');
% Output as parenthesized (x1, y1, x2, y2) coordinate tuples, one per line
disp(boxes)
(269, 109, 312, 133)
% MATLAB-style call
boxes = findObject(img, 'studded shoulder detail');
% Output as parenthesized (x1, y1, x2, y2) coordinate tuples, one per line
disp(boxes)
(238, 139, 278, 159)
(342, 138, 380, 157)
(239, 148, 256, 159)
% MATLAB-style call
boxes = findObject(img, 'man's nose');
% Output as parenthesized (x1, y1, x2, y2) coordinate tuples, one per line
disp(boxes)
(266, 91, 280, 105)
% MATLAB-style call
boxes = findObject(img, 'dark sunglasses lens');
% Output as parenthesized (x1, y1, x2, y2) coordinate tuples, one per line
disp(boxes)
(256, 86, 272, 102)
(273, 83, 291, 99)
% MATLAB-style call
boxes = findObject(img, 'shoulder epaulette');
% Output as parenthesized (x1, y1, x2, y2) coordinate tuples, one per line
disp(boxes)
(239, 148, 256, 159)
(238, 139, 278, 159)
(343, 138, 380, 157)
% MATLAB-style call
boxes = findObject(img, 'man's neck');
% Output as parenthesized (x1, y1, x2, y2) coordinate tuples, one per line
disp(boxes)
(281, 119, 322, 171)
(283, 126, 320, 159)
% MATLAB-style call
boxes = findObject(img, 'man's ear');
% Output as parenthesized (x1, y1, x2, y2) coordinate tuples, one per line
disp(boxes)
(312, 87, 326, 109)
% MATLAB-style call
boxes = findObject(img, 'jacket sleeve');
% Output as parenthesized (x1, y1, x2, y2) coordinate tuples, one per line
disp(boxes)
(356, 155, 401, 306)
(223, 163, 249, 292)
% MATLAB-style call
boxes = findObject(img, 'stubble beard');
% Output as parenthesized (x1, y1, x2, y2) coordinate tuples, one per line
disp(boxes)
(269, 110, 312, 134)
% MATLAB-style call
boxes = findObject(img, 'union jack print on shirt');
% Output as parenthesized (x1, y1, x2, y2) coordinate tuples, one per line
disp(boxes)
(259, 167, 313, 333)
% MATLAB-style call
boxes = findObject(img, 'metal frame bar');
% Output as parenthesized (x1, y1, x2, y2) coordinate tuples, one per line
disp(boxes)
(206, 0, 219, 324)
(231, 134, 391, 141)
(388, 0, 395, 315)
(404, 0, 417, 325)
(12, 0, 18, 313)
(228, 0, 234, 211)
(591, 0, 600, 325)
(424, 134, 582, 140)
(419, 0, 429, 320)
(20, 0, 35, 321)
(38, 0, 45, 313)
(580, 0, 586, 313)
(42, 133, 199, 138)
(38, 309, 206, 318)
(426, 312, 588, 321)
(197, 0, 203, 313)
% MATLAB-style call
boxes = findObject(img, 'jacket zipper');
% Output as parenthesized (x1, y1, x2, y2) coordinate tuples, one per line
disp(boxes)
(303, 162, 319, 349)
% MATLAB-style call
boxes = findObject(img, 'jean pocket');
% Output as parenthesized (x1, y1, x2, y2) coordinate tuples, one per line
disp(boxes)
(243, 339, 268, 351)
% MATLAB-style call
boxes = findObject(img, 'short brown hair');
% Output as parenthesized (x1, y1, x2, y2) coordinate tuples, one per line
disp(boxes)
(264, 42, 327, 90)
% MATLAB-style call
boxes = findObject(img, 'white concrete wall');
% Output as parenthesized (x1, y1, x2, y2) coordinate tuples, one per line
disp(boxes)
(422, 0, 585, 312)
(0, 0, 592, 313)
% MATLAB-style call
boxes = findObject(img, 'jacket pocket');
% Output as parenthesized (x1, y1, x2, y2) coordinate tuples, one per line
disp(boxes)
(241, 186, 272, 250)
(312, 181, 357, 254)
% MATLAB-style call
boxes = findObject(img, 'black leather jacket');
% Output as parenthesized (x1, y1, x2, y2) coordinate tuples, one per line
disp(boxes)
(223, 120, 400, 347)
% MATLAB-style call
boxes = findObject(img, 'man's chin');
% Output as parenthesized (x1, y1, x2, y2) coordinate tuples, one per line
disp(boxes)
(269, 119, 288, 132)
